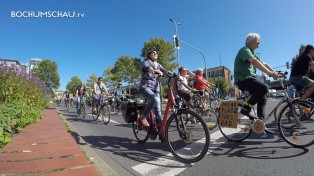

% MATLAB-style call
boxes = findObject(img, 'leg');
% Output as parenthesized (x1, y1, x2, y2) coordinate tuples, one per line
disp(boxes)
(302, 80, 314, 100)
(139, 87, 159, 127)
(236, 78, 268, 116)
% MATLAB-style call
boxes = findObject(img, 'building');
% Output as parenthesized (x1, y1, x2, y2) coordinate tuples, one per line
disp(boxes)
(0, 58, 27, 72)
(29, 58, 42, 72)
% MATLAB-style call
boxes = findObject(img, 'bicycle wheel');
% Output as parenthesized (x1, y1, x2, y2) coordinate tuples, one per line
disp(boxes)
(166, 109, 210, 163)
(100, 105, 111, 125)
(80, 103, 86, 118)
(218, 103, 252, 142)
(278, 100, 314, 148)
(92, 105, 99, 121)
(132, 119, 150, 144)
(201, 108, 218, 130)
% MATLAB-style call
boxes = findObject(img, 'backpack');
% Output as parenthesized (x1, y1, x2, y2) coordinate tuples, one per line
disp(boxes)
(172, 77, 179, 93)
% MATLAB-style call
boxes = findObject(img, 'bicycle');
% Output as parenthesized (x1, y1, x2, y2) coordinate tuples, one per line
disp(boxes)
(77, 96, 86, 118)
(64, 98, 70, 111)
(92, 94, 111, 125)
(129, 73, 210, 163)
(218, 71, 314, 148)
(189, 90, 219, 130)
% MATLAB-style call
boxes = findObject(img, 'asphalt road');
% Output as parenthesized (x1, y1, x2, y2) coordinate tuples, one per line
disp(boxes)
(57, 98, 314, 176)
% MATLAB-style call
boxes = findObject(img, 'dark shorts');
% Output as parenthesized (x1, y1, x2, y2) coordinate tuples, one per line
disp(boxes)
(289, 76, 310, 88)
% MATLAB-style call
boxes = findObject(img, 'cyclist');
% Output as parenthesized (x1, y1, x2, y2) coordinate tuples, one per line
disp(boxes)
(76, 82, 88, 115)
(177, 66, 197, 105)
(92, 77, 109, 114)
(234, 33, 278, 134)
(194, 68, 216, 108)
(63, 89, 71, 108)
(114, 83, 125, 108)
(139, 48, 168, 134)
(290, 44, 314, 100)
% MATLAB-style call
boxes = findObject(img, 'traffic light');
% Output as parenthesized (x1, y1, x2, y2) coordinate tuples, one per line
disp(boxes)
(286, 62, 290, 69)
(173, 35, 180, 49)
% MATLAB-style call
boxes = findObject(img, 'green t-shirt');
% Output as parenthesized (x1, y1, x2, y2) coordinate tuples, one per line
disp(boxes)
(234, 46, 260, 82)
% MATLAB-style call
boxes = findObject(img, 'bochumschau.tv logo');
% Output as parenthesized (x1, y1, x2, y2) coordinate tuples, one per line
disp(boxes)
(11, 11, 85, 18)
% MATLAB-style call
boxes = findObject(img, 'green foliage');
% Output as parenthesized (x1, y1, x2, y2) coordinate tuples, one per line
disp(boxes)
(66, 76, 82, 95)
(141, 38, 178, 71)
(215, 78, 229, 93)
(31, 60, 60, 94)
(86, 74, 98, 92)
(0, 65, 49, 148)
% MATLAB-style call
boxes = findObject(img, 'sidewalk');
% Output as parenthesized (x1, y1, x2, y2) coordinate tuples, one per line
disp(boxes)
(0, 105, 101, 176)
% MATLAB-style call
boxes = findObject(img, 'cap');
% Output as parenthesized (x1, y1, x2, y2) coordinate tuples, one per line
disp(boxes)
(146, 48, 158, 57)
(98, 77, 103, 80)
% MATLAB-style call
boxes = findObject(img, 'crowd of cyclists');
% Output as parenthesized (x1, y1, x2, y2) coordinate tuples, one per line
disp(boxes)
(56, 32, 314, 144)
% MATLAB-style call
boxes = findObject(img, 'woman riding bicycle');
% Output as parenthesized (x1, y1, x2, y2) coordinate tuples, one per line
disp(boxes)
(177, 66, 197, 105)
(194, 68, 215, 108)
(138, 48, 168, 132)
(234, 33, 278, 134)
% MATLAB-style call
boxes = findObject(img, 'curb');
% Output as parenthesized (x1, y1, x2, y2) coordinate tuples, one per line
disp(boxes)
(56, 109, 119, 176)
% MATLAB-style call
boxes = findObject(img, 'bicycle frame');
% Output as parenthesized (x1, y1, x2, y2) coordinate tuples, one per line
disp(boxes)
(151, 89, 175, 136)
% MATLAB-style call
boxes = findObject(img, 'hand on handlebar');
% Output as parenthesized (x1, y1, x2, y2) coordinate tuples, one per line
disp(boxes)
(154, 70, 163, 76)
(269, 71, 279, 80)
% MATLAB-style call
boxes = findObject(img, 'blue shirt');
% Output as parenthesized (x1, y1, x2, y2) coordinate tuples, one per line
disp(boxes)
(139, 59, 167, 92)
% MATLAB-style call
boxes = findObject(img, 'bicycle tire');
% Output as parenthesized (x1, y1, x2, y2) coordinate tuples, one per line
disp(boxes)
(100, 105, 111, 125)
(277, 100, 314, 148)
(81, 103, 86, 118)
(132, 119, 150, 144)
(166, 109, 210, 163)
(92, 106, 99, 121)
(218, 103, 252, 142)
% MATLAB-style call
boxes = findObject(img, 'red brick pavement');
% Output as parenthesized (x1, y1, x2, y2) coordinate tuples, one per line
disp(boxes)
(0, 107, 100, 176)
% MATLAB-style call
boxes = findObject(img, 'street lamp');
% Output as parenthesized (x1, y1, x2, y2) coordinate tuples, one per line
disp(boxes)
(169, 18, 181, 68)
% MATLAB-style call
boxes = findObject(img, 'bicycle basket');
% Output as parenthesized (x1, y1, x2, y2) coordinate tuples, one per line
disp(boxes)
(121, 102, 138, 123)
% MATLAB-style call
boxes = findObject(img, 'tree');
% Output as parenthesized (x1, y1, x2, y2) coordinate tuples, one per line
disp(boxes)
(31, 59, 60, 94)
(66, 76, 82, 95)
(215, 78, 229, 96)
(86, 74, 98, 94)
(111, 56, 142, 93)
(140, 38, 177, 71)
(103, 66, 118, 92)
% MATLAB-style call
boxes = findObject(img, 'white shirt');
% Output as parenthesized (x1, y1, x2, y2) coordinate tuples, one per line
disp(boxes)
(177, 75, 189, 91)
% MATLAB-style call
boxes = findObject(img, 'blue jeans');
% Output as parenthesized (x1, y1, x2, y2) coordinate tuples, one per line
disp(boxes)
(139, 87, 162, 124)
(76, 95, 84, 110)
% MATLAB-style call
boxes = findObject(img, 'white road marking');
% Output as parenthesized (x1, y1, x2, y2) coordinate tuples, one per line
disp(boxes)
(132, 129, 228, 176)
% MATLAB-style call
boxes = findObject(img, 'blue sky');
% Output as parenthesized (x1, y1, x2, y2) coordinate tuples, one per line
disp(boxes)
(1, 0, 314, 91)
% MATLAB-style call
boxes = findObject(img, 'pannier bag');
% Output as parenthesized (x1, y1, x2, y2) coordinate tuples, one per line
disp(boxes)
(121, 102, 138, 123)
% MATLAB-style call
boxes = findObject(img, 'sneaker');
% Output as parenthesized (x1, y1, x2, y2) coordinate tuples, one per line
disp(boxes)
(240, 108, 257, 120)
(139, 118, 150, 127)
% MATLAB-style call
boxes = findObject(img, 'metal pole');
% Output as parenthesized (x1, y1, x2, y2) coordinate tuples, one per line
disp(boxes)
(177, 38, 208, 80)
(169, 18, 181, 70)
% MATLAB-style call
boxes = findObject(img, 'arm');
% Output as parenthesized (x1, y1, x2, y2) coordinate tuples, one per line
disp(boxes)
(93, 84, 98, 96)
(249, 58, 277, 78)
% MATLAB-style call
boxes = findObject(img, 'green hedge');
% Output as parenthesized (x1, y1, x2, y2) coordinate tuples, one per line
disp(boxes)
(0, 65, 49, 148)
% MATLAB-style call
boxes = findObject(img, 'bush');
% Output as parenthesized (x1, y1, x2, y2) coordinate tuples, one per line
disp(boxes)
(0, 64, 49, 148)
